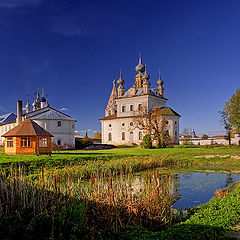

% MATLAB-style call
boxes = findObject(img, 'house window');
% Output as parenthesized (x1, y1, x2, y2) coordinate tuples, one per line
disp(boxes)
(122, 132, 125, 141)
(57, 121, 61, 127)
(6, 138, 13, 148)
(57, 139, 61, 146)
(108, 133, 112, 141)
(39, 138, 48, 147)
(139, 132, 143, 140)
(175, 121, 177, 125)
(122, 106, 125, 112)
(21, 137, 31, 147)
(130, 105, 133, 111)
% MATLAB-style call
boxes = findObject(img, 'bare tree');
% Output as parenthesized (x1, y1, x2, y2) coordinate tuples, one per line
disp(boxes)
(133, 106, 172, 147)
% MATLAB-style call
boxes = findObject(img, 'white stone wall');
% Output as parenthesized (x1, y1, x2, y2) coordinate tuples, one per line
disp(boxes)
(33, 119, 75, 148)
(115, 95, 167, 118)
(116, 95, 149, 118)
(179, 136, 240, 146)
(148, 95, 167, 110)
(101, 117, 144, 145)
(0, 122, 17, 146)
(164, 115, 180, 144)
(101, 115, 179, 145)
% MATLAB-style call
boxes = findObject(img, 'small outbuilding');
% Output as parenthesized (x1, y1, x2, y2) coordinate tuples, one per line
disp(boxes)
(2, 118, 53, 155)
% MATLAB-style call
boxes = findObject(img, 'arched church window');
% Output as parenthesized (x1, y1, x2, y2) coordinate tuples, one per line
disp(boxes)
(108, 110, 111, 116)
(130, 122, 133, 126)
(122, 123, 125, 126)
(139, 132, 143, 140)
(57, 139, 61, 146)
(108, 133, 112, 141)
(122, 106, 125, 112)
(109, 124, 112, 127)
(130, 105, 133, 111)
(57, 121, 61, 127)
(122, 132, 125, 141)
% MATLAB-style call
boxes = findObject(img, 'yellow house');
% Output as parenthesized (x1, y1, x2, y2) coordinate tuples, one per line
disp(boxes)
(3, 118, 53, 155)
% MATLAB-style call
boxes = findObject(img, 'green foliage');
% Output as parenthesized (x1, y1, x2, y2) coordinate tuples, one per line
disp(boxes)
(226, 89, 240, 133)
(75, 138, 85, 149)
(143, 134, 152, 149)
(202, 134, 209, 140)
(75, 138, 93, 149)
(93, 131, 102, 139)
(118, 184, 240, 240)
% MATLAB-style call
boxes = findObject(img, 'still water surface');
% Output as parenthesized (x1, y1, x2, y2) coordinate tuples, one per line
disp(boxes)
(171, 172, 240, 209)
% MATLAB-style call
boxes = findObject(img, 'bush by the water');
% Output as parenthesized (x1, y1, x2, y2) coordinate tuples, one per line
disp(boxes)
(143, 134, 152, 149)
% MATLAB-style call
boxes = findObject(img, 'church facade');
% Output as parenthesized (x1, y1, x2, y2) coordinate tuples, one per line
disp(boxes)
(100, 55, 180, 145)
(0, 89, 76, 148)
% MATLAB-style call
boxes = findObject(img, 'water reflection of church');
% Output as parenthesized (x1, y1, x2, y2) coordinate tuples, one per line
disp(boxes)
(170, 174, 181, 203)
(123, 173, 181, 203)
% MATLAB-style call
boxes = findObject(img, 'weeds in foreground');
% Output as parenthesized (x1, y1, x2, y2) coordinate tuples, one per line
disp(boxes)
(0, 166, 174, 239)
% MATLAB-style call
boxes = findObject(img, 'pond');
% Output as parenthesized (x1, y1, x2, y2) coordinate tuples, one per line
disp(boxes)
(171, 172, 240, 209)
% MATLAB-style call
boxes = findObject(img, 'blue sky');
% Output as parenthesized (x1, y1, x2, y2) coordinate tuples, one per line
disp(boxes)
(0, 0, 239, 136)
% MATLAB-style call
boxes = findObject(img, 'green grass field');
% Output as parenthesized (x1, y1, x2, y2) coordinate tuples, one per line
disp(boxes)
(0, 145, 240, 173)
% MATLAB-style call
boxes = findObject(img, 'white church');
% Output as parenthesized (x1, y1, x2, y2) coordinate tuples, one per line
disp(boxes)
(100, 55, 181, 145)
(0, 89, 76, 148)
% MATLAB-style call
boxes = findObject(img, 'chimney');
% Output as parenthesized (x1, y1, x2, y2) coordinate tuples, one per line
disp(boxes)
(16, 100, 23, 125)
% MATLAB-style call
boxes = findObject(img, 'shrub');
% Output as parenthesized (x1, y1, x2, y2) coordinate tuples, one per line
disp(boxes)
(202, 134, 209, 140)
(75, 138, 93, 149)
(143, 134, 152, 149)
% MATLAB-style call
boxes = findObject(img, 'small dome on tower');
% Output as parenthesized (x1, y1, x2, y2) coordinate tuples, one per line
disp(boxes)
(117, 70, 125, 86)
(135, 53, 145, 73)
(41, 96, 46, 102)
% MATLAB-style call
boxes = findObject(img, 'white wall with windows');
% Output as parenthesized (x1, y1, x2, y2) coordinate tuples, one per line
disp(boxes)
(33, 119, 75, 148)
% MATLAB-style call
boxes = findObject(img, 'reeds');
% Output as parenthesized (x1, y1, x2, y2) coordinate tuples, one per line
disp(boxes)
(0, 165, 175, 237)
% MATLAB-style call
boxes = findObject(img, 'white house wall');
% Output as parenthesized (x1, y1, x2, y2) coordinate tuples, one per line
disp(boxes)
(33, 119, 75, 147)
(0, 123, 17, 146)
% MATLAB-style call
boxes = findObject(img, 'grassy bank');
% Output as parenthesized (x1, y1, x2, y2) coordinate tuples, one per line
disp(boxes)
(119, 182, 240, 239)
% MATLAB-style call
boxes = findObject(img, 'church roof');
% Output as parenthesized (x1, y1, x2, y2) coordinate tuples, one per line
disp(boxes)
(2, 118, 53, 137)
(24, 106, 75, 121)
(0, 113, 17, 125)
(100, 114, 117, 121)
(122, 87, 167, 99)
(100, 107, 180, 121)
(158, 107, 181, 117)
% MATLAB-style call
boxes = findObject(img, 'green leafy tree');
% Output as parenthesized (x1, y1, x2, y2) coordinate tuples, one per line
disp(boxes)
(93, 131, 101, 139)
(202, 134, 209, 140)
(143, 134, 152, 149)
(219, 89, 240, 144)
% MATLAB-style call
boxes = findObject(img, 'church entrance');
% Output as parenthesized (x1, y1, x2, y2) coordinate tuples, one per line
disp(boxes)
(129, 131, 133, 143)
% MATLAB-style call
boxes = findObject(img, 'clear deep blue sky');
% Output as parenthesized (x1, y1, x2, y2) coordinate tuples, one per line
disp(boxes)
(0, 0, 239, 136)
